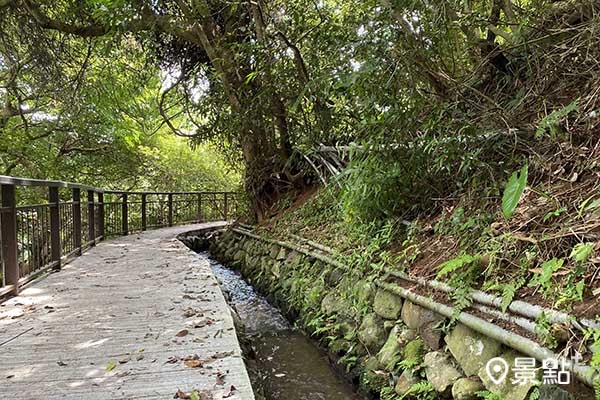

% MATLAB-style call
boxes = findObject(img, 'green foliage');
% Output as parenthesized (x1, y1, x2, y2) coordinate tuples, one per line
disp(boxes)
(437, 254, 478, 278)
(534, 312, 558, 349)
(338, 354, 359, 373)
(535, 100, 579, 139)
(528, 258, 564, 295)
(0, 15, 240, 193)
(400, 381, 435, 400)
(398, 338, 424, 371)
(578, 197, 600, 217)
(542, 207, 566, 222)
(380, 386, 400, 400)
(583, 328, 600, 373)
(339, 133, 509, 225)
(570, 243, 594, 263)
(528, 387, 540, 400)
(476, 390, 503, 400)
(499, 277, 526, 312)
(502, 164, 528, 219)
(555, 279, 585, 308)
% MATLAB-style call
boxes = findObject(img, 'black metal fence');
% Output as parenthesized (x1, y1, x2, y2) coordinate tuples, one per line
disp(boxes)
(0, 176, 240, 298)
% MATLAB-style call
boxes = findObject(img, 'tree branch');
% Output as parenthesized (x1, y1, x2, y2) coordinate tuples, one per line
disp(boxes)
(22, 0, 108, 37)
(22, 0, 199, 43)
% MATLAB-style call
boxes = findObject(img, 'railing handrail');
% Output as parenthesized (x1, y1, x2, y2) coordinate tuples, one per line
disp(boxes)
(0, 175, 240, 300)
(104, 191, 236, 195)
(0, 175, 239, 196)
(0, 175, 103, 192)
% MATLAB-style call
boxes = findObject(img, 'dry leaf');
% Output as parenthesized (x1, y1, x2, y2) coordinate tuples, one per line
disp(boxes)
(512, 232, 537, 244)
(223, 385, 236, 398)
(176, 329, 189, 337)
(184, 359, 203, 368)
(215, 371, 227, 385)
(210, 351, 233, 360)
(174, 389, 190, 399)
(187, 318, 214, 328)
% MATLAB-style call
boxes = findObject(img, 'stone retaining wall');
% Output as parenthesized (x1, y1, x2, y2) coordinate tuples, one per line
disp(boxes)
(191, 228, 578, 400)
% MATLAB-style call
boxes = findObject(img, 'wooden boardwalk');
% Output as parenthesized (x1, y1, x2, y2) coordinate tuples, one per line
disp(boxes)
(0, 223, 254, 400)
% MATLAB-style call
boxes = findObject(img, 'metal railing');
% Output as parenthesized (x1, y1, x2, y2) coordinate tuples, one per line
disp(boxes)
(0, 175, 240, 298)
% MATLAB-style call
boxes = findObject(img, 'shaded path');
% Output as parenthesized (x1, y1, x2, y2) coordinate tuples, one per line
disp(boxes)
(0, 223, 254, 400)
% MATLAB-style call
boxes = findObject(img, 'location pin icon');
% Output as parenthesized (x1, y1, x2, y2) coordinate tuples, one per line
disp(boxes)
(486, 357, 509, 385)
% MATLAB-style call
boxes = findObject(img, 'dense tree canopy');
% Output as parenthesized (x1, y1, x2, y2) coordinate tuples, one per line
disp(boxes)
(1, 0, 598, 219)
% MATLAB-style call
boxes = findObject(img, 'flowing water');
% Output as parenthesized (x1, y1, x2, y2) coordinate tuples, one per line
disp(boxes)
(202, 253, 361, 400)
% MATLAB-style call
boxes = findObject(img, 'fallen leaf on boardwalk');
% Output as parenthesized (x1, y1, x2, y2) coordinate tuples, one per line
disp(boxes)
(223, 385, 237, 398)
(174, 389, 191, 399)
(56, 361, 67, 366)
(184, 359, 203, 368)
(182, 308, 202, 318)
(198, 391, 214, 400)
(106, 362, 116, 372)
(210, 351, 234, 360)
(216, 371, 227, 385)
(176, 329, 189, 337)
(187, 318, 214, 328)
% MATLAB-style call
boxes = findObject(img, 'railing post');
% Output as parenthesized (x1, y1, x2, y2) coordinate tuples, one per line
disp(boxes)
(168, 193, 173, 227)
(73, 188, 82, 255)
(1, 184, 19, 295)
(87, 190, 95, 246)
(223, 192, 228, 220)
(97, 192, 105, 241)
(197, 193, 203, 223)
(49, 186, 61, 271)
(141, 194, 147, 231)
(122, 193, 128, 235)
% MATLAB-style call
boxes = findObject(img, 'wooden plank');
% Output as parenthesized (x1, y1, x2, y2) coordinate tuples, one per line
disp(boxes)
(0, 223, 253, 400)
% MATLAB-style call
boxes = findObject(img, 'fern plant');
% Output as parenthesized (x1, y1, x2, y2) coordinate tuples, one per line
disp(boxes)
(476, 390, 503, 400)
(401, 381, 435, 400)
(528, 258, 564, 295)
(535, 99, 579, 139)
(436, 253, 478, 278)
